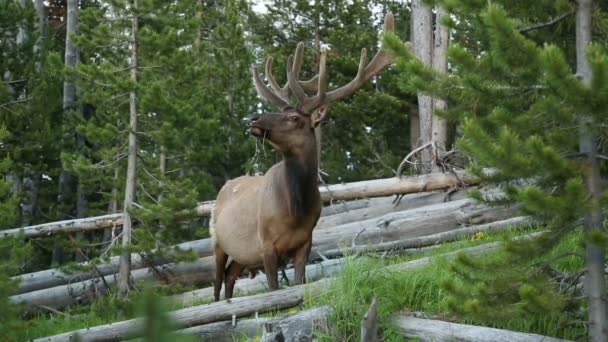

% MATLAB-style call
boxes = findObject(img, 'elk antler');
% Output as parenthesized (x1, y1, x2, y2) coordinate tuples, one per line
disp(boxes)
(252, 12, 395, 114)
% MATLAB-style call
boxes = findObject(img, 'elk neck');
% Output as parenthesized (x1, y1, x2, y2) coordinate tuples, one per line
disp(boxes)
(280, 137, 319, 223)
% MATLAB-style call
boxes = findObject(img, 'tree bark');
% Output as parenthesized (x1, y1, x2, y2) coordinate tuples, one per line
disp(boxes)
(118, 0, 139, 298)
(575, 1, 608, 340)
(390, 316, 571, 342)
(430, 6, 449, 173)
(411, 0, 433, 173)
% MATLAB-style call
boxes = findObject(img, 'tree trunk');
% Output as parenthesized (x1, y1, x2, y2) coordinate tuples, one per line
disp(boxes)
(411, 0, 433, 173)
(430, 6, 449, 173)
(118, 1, 139, 298)
(103, 166, 120, 245)
(575, 0, 608, 340)
(390, 316, 571, 342)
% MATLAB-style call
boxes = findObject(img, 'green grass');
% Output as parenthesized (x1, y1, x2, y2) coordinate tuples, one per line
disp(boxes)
(304, 226, 586, 341)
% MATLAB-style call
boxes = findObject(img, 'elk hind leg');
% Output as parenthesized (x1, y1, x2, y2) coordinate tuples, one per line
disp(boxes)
(213, 245, 228, 302)
(225, 260, 246, 300)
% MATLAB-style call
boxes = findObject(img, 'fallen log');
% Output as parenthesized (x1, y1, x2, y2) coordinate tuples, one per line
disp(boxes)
(260, 306, 331, 342)
(5, 171, 474, 238)
(175, 306, 330, 341)
(312, 198, 518, 253)
(390, 316, 571, 342)
(12, 189, 476, 295)
(177, 317, 273, 340)
(319, 216, 531, 259)
(317, 188, 468, 229)
(13, 239, 212, 294)
(37, 235, 536, 341)
(34, 281, 329, 342)
(12, 203, 519, 310)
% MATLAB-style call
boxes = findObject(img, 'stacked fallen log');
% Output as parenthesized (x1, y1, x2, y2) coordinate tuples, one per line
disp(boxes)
(11, 202, 524, 311)
(4, 170, 474, 238)
(36, 235, 542, 341)
(12, 188, 468, 295)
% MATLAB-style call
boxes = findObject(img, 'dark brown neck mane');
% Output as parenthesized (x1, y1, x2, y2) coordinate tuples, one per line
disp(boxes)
(282, 139, 319, 223)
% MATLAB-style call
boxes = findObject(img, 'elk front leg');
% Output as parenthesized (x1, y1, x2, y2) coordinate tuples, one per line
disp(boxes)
(262, 245, 280, 291)
(293, 239, 312, 285)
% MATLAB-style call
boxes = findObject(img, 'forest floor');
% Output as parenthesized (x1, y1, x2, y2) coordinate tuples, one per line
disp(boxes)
(16, 225, 584, 341)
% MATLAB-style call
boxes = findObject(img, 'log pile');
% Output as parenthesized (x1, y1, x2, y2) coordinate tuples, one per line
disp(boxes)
(10, 171, 556, 341)
(3, 171, 474, 238)
(36, 235, 546, 341)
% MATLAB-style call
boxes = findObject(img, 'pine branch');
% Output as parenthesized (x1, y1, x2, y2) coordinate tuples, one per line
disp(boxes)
(519, 10, 575, 33)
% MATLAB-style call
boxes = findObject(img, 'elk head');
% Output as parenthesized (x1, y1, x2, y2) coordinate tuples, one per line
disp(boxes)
(250, 12, 395, 155)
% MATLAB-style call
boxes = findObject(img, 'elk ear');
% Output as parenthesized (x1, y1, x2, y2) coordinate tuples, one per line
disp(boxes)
(311, 105, 328, 128)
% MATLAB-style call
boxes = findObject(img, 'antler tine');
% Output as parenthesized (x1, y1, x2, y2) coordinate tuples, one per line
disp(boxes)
(292, 42, 305, 80)
(252, 65, 291, 110)
(286, 54, 308, 108)
(301, 46, 328, 113)
(265, 57, 289, 100)
(325, 12, 395, 104)
(300, 75, 319, 94)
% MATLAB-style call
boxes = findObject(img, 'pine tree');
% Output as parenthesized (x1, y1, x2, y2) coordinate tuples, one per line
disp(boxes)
(385, 0, 608, 337)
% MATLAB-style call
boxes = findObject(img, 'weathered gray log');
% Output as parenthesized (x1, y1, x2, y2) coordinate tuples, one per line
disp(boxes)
(177, 317, 273, 340)
(13, 189, 471, 294)
(317, 188, 468, 229)
(11, 257, 216, 310)
(176, 306, 330, 341)
(34, 281, 329, 342)
(37, 235, 535, 342)
(12, 202, 517, 310)
(312, 198, 518, 253)
(1, 213, 124, 239)
(319, 170, 472, 201)
(13, 239, 212, 294)
(320, 216, 531, 259)
(6, 171, 474, 238)
(260, 306, 331, 342)
(390, 315, 571, 342)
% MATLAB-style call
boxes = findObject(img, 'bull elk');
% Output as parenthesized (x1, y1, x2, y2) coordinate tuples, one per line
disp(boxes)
(211, 13, 395, 301)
